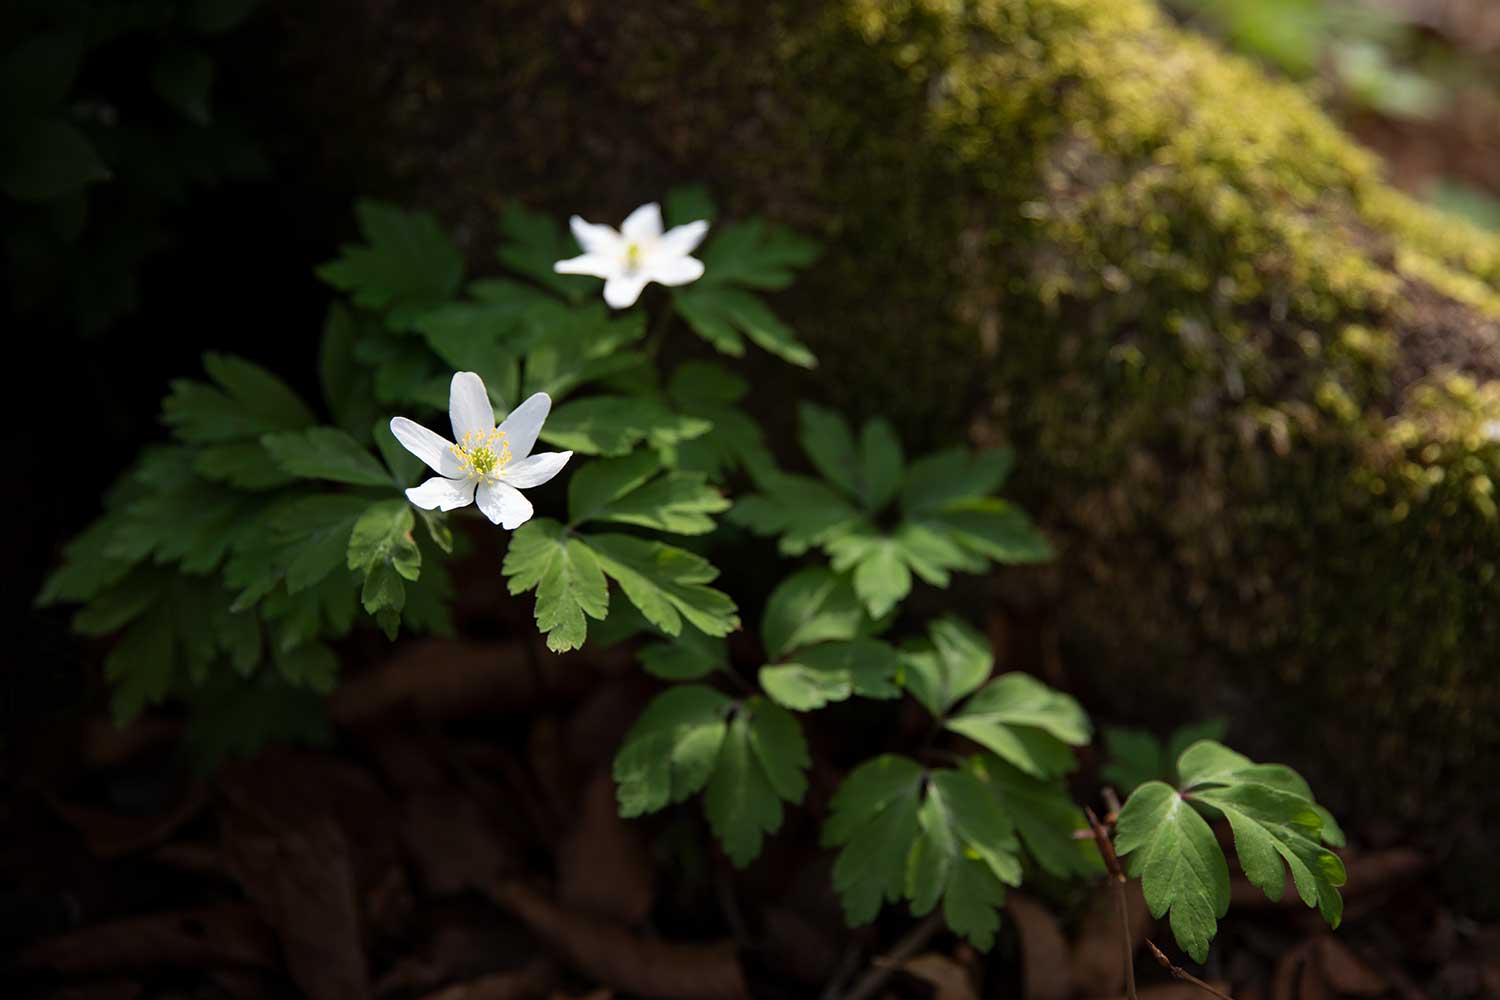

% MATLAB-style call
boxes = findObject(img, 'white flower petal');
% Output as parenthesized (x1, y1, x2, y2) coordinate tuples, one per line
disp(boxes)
(648, 255, 705, 287)
(406, 476, 477, 511)
(569, 216, 622, 255)
(620, 202, 663, 242)
(476, 480, 533, 529)
(389, 417, 462, 477)
(658, 219, 709, 257)
(554, 253, 621, 279)
(497, 391, 552, 460)
(501, 450, 572, 488)
(449, 371, 495, 442)
(603, 272, 651, 309)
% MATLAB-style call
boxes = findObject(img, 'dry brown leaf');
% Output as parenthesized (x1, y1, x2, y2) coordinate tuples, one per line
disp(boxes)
(1133, 984, 1235, 1000)
(1315, 938, 1387, 996)
(218, 754, 395, 1000)
(903, 953, 980, 1000)
(1073, 879, 1154, 994)
(16, 903, 279, 975)
(497, 881, 748, 1000)
(1008, 892, 1074, 1000)
(556, 770, 653, 926)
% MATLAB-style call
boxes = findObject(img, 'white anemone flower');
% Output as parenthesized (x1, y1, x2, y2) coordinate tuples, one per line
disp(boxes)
(553, 201, 709, 309)
(389, 372, 572, 529)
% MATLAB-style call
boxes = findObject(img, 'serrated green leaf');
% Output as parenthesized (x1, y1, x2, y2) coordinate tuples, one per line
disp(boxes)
(262, 427, 395, 488)
(541, 395, 711, 456)
(194, 442, 292, 490)
(827, 531, 911, 618)
(970, 754, 1102, 878)
(704, 699, 808, 867)
(587, 533, 738, 638)
(823, 755, 925, 924)
(567, 451, 729, 535)
(347, 500, 420, 616)
(319, 304, 382, 440)
(163, 353, 317, 444)
(798, 403, 859, 497)
(273, 640, 338, 692)
(859, 419, 903, 511)
(729, 466, 863, 556)
(697, 218, 819, 291)
(899, 617, 993, 717)
(760, 567, 874, 660)
(945, 673, 1090, 779)
(920, 499, 1052, 564)
(901, 448, 1014, 515)
(1114, 782, 1230, 963)
(908, 769, 1022, 949)
(613, 685, 733, 816)
(672, 285, 816, 368)
(639, 628, 728, 680)
(317, 201, 464, 327)
(759, 638, 902, 711)
(188, 0, 262, 34)
(502, 518, 609, 652)
(496, 203, 597, 301)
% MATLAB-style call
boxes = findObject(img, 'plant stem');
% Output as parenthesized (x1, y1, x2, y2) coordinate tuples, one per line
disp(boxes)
(834, 912, 945, 1000)
(1086, 804, 1137, 1000)
(1146, 940, 1236, 1000)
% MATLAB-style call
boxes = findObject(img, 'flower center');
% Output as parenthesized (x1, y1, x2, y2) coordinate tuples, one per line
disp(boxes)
(624, 241, 644, 269)
(451, 429, 510, 480)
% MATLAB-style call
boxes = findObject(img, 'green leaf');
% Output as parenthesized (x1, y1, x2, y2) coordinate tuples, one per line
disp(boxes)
(760, 567, 874, 661)
(224, 494, 369, 607)
(150, 47, 214, 125)
(823, 755, 925, 924)
(729, 467, 862, 556)
(704, 698, 809, 867)
(615, 690, 808, 868)
(666, 185, 717, 227)
(587, 533, 739, 638)
(163, 353, 317, 444)
(614, 685, 733, 817)
(639, 627, 728, 680)
(273, 640, 338, 692)
(919, 499, 1052, 564)
(945, 673, 1091, 779)
(797, 403, 860, 498)
(858, 419, 903, 511)
(0, 33, 83, 116)
(541, 396, 711, 456)
(899, 617, 993, 718)
(262, 427, 395, 488)
(759, 637, 902, 711)
(502, 518, 609, 653)
(496, 203, 597, 301)
(194, 442, 291, 490)
(1114, 781, 1231, 963)
(663, 362, 768, 481)
(319, 305, 383, 440)
(827, 531, 911, 618)
(1101, 721, 1230, 795)
(672, 285, 816, 368)
(825, 758, 1020, 948)
(317, 201, 464, 328)
(567, 451, 730, 535)
(1, 118, 109, 202)
(901, 448, 1014, 515)
(347, 500, 420, 616)
(697, 218, 819, 291)
(970, 755, 1102, 878)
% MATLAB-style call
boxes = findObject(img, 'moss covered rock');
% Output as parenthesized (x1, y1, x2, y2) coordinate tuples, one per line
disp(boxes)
(277, 0, 1500, 893)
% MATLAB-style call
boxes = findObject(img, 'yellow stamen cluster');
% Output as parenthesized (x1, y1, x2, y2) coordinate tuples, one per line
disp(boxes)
(624, 242, 644, 269)
(451, 429, 510, 480)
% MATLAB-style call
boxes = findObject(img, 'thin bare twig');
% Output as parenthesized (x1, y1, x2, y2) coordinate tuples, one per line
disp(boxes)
(835, 912, 945, 1000)
(1146, 940, 1236, 1000)
(1086, 805, 1137, 1000)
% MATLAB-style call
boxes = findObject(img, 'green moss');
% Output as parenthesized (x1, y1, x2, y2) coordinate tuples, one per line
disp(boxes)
(285, 0, 1500, 904)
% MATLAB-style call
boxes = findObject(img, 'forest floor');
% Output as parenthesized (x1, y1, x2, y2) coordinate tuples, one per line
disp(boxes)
(5, 609, 1496, 1000)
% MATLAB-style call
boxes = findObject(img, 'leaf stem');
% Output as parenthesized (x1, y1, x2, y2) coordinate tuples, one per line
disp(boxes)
(1146, 939, 1236, 1000)
(1086, 804, 1137, 1000)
